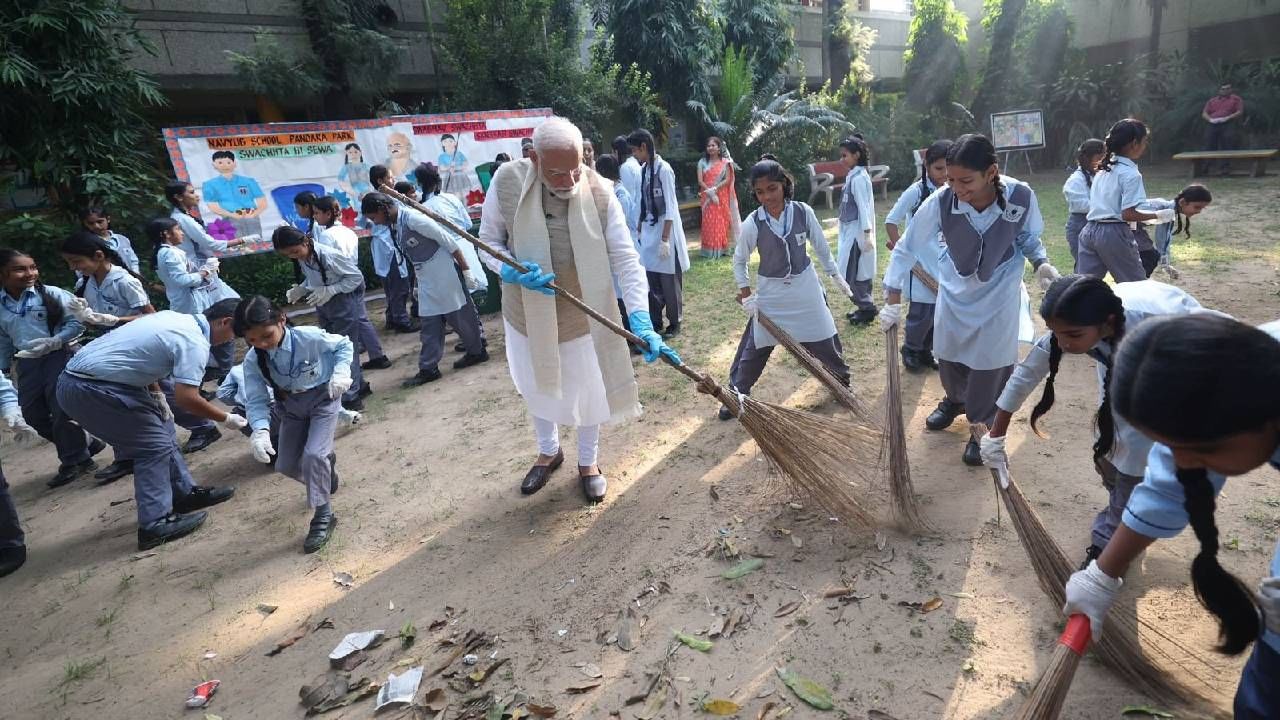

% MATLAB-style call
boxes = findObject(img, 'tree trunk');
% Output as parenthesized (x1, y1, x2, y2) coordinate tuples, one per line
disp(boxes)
(1147, 0, 1166, 68)
(971, 0, 1028, 130)
(826, 0, 851, 88)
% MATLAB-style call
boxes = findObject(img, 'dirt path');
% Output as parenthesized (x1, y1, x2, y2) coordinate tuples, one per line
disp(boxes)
(0, 166, 1275, 719)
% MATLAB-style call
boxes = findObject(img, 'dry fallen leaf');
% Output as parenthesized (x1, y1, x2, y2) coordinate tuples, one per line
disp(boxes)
(702, 698, 740, 715)
(774, 601, 801, 618)
(565, 681, 601, 694)
(756, 701, 777, 720)
(332, 571, 354, 588)
(579, 663, 603, 679)
(921, 597, 944, 613)
(527, 702, 557, 717)
(422, 687, 447, 712)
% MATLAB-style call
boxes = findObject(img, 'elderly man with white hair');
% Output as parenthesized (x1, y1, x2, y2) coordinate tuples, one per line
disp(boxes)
(479, 117, 680, 503)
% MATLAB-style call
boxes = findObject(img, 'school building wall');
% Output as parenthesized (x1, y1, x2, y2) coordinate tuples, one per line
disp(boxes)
(1064, 0, 1280, 66)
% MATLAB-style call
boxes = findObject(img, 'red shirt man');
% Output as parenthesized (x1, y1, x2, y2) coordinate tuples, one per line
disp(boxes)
(1202, 83, 1244, 124)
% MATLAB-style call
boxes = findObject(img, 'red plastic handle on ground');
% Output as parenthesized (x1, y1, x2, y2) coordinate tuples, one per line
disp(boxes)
(1058, 614, 1091, 656)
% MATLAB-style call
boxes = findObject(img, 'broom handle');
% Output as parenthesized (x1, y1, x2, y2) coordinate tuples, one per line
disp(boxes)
(1059, 614, 1091, 656)
(970, 423, 1004, 526)
(910, 264, 939, 294)
(375, 183, 706, 385)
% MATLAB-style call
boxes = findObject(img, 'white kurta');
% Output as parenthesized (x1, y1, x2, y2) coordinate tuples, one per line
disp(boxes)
(425, 191, 488, 291)
(635, 155, 691, 275)
(836, 166, 876, 282)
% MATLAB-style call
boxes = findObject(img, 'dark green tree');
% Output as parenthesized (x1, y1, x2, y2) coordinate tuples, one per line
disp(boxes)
(606, 0, 722, 108)
(902, 0, 969, 111)
(719, 0, 796, 86)
(971, 0, 1028, 125)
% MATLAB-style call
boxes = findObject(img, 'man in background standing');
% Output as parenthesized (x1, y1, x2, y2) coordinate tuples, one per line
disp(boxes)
(1200, 82, 1244, 176)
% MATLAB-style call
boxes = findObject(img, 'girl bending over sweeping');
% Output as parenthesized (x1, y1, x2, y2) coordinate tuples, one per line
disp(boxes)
(1063, 313, 1280, 719)
(1134, 184, 1213, 279)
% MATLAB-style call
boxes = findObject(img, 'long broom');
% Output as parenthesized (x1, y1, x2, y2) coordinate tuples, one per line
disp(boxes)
(882, 324, 930, 532)
(1013, 615, 1091, 720)
(969, 424, 1227, 712)
(377, 184, 881, 527)
(753, 310, 872, 421)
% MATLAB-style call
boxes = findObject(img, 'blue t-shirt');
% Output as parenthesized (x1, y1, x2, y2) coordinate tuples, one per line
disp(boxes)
(66, 310, 211, 387)
(202, 174, 265, 213)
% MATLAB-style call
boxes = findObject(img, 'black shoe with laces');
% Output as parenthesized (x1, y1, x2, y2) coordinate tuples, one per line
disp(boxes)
(0, 545, 26, 578)
(182, 427, 222, 454)
(47, 458, 97, 488)
(453, 350, 490, 369)
(94, 459, 134, 485)
(925, 399, 965, 431)
(361, 356, 393, 370)
(901, 347, 927, 374)
(402, 368, 442, 387)
(174, 485, 236, 513)
(962, 437, 982, 466)
(137, 512, 207, 550)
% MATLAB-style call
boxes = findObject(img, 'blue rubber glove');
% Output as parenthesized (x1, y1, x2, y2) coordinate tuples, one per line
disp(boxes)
(627, 311, 682, 364)
(500, 261, 556, 296)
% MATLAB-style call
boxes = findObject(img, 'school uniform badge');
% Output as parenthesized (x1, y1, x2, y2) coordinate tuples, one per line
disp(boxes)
(1003, 204, 1026, 223)
(794, 232, 809, 246)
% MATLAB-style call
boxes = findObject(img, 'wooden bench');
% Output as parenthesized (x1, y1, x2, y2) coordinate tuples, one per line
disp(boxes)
(1171, 149, 1278, 178)
(807, 161, 889, 208)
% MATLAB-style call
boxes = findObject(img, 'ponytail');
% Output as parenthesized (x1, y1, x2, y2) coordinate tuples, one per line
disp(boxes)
(1098, 119, 1148, 173)
(1172, 184, 1212, 239)
(1029, 336, 1062, 438)
(1075, 138, 1105, 187)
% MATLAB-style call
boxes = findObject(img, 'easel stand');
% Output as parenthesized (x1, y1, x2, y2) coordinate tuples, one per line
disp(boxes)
(999, 150, 1034, 176)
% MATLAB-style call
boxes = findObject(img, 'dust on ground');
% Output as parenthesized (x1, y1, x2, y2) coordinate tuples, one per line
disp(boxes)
(0, 165, 1276, 720)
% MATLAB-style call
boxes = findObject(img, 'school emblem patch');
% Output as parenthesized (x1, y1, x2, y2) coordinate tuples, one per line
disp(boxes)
(405, 236, 419, 247)
(1003, 204, 1026, 223)
(794, 231, 808, 245)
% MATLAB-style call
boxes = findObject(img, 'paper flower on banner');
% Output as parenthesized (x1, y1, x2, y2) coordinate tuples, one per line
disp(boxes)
(466, 188, 486, 207)
(207, 218, 237, 241)
(341, 207, 358, 228)
(331, 188, 351, 209)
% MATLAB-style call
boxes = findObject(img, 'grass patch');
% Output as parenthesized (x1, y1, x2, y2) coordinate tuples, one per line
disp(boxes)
(54, 657, 106, 704)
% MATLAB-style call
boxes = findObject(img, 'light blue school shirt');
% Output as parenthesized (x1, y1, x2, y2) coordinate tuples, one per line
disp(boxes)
(997, 281, 1208, 476)
(883, 176, 1046, 370)
(157, 245, 239, 314)
(1062, 169, 1091, 215)
(201, 173, 265, 214)
(620, 157, 642, 225)
(361, 211, 409, 278)
(612, 182, 638, 244)
(66, 310, 210, 387)
(0, 368, 18, 414)
(83, 266, 150, 318)
(299, 241, 364, 295)
(105, 232, 141, 274)
(1086, 156, 1146, 222)
(170, 208, 230, 262)
(1122, 315, 1280, 655)
(241, 325, 353, 431)
(0, 285, 84, 370)
(882, 179, 939, 304)
(1136, 198, 1178, 257)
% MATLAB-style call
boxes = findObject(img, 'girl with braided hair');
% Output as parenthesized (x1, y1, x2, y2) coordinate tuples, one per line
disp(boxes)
(1061, 138, 1105, 268)
(1077, 118, 1160, 282)
(1063, 313, 1280, 719)
(1134, 183, 1213, 278)
(881, 133, 1062, 466)
(980, 275, 1209, 568)
(627, 128, 690, 337)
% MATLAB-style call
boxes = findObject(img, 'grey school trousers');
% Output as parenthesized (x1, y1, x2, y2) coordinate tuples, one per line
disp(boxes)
(903, 302, 935, 354)
(274, 385, 338, 509)
(356, 305, 385, 360)
(1064, 212, 1087, 268)
(382, 261, 414, 328)
(647, 266, 683, 329)
(842, 244, 876, 313)
(1092, 458, 1143, 550)
(56, 374, 195, 526)
(15, 349, 90, 467)
(728, 322, 850, 395)
(1076, 221, 1146, 282)
(937, 360, 1013, 427)
(0, 466, 21, 550)
(316, 286, 366, 403)
(418, 301, 484, 371)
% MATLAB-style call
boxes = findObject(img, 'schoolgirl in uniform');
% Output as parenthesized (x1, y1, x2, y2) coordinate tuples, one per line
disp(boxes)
(273, 226, 370, 411)
(359, 192, 487, 387)
(980, 275, 1210, 567)
(717, 159, 853, 421)
(881, 134, 1061, 466)
(1063, 313, 1280, 719)
(78, 206, 141, 274)
(1076, 119, 1160, 282)
(1061, 138, 1105, 268)
(836, 134, 878, 325)
(0, 249, 101, 487)
(415, 163, 489, 353)
(57, 302, 244, 549)
(217, 362, 360, 448)
(312, 195, 392, 372)
(628, 129, 690, 337)
(1134, 184, 1212, 278)
(883, 139, 952, 371)
(365, 165, 418, 333)
(234, 296, 353, 553)
(292, 190, 317, 234)
(0, 368, 39, 577)
(164, 180, 245, 382)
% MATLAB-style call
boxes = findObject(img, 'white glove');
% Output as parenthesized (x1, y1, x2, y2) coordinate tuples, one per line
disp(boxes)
(1258, 577, 1280, 636)
(858, 231, 874, 253)
(658, 240, 671, 260)
(150, 390, 174, 422)
(832, 274, 853, 299)
(1063, 560, 1123, 643)
(878, 303, 902, 331)
(221, 413, 248, 430)
(85, 310, 120, 327)
(979, 433, 1008, 468)
(1035, 262, 1061, 291)
(201, 258, 221, 275)
(464, 271, 480, 292)
(339, 408, 362, 426)
(285, 284, 309, 304)
(305, 287, 336, 307)
(1152, 207, 1177, 224)
(740, 293, 758, 315)
(68, 297, 92, 322)
(15, 336, 63, 359)
(250, 428, 275, 464)
(3, 410, 39, 447)
(327, 371, 353, 400)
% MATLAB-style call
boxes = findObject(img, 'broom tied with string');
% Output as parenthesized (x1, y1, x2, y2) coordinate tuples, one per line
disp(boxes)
(376, 183, 882, 528)
(1013, 615, 1091, 720)
(882, 322, 929, 532)
(968, 424, 1228, 713)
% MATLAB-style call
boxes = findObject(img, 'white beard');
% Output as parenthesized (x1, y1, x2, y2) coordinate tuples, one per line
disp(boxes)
(541, 176, 580, 200)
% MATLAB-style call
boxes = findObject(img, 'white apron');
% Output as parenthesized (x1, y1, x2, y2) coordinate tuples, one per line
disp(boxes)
(752, 266, 837, 348)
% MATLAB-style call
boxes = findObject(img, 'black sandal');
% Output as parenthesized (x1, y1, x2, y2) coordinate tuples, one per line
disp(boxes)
(520, 450, 564, 495)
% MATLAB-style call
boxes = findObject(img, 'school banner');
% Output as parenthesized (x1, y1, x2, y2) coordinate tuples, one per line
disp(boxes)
(162, 108, 552, 256)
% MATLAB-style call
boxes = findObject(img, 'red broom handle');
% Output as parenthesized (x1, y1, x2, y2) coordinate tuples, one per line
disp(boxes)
(1058, 614, 1091, 657)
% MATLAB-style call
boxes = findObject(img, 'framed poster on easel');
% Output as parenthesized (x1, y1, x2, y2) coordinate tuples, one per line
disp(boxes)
(990, 109, 1044, 175)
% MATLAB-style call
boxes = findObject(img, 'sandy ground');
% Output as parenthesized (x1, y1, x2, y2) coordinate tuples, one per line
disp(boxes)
(0, 165, 1277, 720)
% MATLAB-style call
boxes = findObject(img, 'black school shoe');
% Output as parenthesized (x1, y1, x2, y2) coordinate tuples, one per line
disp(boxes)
(341, 396, 365, 412)
(661, 324, 681, 339)
(174, 485, 236, 513)
(137, 511, 207, 550)
(847, 308, 877, 325)
(47, 458, 97, 488)
(453, 350, 490, 370)
(925, 399, 965, 431)
(88, 437, 107, 457)
(0, 546, 26, 578)
(521, 450, 564, 495)
(580, 470, 607, 503)
(901, 347, 928, 374)
(390, 321, 421, 334)
(357, 381, 373, 398)
(454, 339, 489, 353)
(361, 356, 393, 370)
(962, 437, 982, 466)
(182, 427, 222, 454)
(94, 459, 134, 485)
(402, 368, 442, 387)
(303, 511, 337, 554)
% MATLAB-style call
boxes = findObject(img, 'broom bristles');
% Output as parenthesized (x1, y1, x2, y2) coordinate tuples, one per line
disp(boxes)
(969, 425, 1228, 711)
(754, 311, 872, 421)
(883, 325, 930, 532)
(1013, 616, 1090, 720)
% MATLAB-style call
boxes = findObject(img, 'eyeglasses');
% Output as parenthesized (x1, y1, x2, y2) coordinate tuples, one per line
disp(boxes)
(543, 166, 582, 181)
